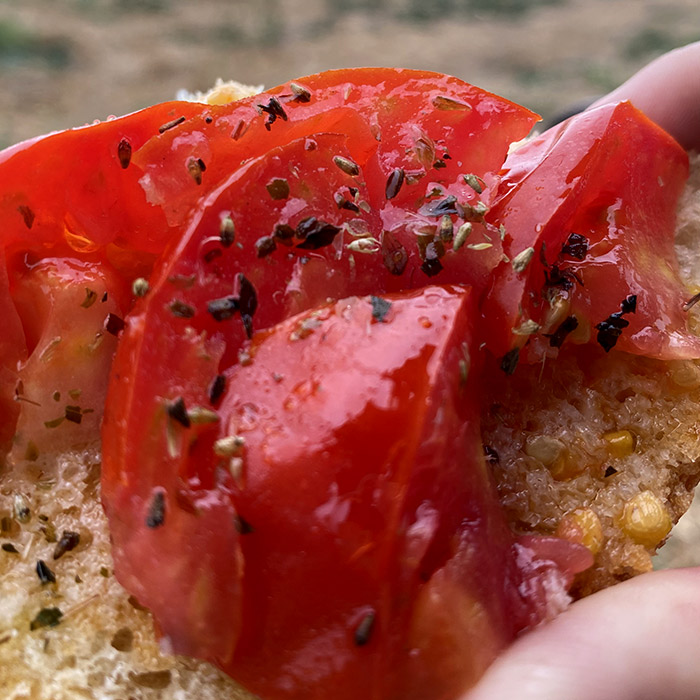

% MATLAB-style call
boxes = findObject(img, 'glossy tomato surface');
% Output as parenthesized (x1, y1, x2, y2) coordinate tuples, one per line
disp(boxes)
(0, 101, 206, 455)
(0, 68, 538, 458)
(482, 100, 697, 366)
(101, 69, 564, 699)
(103, 285, 587, 699)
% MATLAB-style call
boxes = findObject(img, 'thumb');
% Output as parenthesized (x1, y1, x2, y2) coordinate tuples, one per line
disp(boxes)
(463, 568, 700, 700)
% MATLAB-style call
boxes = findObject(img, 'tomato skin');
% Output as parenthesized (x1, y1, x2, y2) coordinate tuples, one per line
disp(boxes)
(0, 101, 210, 455)
(104, 285, 578, 699)
(482, 101, 696, 364)
(134, 67, 538, 228)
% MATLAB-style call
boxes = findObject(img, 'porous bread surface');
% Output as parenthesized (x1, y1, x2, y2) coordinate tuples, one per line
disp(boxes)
(0, 447, 254, 700)
(481, 349, 700, 595)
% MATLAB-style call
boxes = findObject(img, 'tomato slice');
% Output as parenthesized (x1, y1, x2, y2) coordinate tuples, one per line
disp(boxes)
(0, 101, 206, 264)
(103, 285, 585, 698)
(132, 67, 538, 228)
(0, 101, 209, 454)
(7, 256, 130, 463)
(482, 100, 697, 366)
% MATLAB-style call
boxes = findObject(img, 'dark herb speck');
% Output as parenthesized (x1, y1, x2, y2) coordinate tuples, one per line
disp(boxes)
(385, 168, 405, 200)
(53, 530, 80, 560)
(561, 232, 588, 260)
(354, 610, 375, 646)
(104, 313, 125, 336)
(209, 374, 226, 405)
(36, 560, 56, 584)
(30, 607, 63, 631)
(500, 347, 520, 375)
(259, 96, 288, 130)
(158, 115, 186, 134)
(547, 315, 579, 348)
(146, 492, 166, 529)
(255, 235, 277, 258)
(266, 177, 290, 200)
(167, 397, 191, 428)
(81, 288, 98, 308)
(595, 295, 637, 352)
(234, 515, 254, 535)
(295, 218, 341, 250)
(370, 296, 392, 323)
(208, 296, 238, 322)
(117, 138, 132, 169)
(17, 204, 35, 229)
(418, 195, 459, 217)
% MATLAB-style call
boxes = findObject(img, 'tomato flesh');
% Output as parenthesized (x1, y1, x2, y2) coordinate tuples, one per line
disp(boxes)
(8, 257, 129, 462)
(103, 286, 587, 699)
(482, 101, 696, 364)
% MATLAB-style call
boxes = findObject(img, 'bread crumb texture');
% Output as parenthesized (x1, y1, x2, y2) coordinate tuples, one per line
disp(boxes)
(0, 446, 253, 699)
(483, 153, 700, 595)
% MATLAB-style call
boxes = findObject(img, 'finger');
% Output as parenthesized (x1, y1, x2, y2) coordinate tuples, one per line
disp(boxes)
(591, 41, 700, 150)
(463, 568, 700, 700)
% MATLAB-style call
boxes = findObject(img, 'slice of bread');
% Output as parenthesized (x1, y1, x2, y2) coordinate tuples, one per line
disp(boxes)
(0, 136, 698, 697)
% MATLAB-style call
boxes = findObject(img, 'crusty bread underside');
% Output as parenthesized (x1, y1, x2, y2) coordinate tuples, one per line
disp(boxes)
(1, 158, 699, 699)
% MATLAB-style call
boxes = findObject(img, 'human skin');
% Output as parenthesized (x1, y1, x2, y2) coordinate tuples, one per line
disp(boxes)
(464, 42, 700, 700)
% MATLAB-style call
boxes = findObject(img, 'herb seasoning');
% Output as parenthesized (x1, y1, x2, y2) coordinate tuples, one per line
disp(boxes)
(370, 296, 392, 323)
(208, 296, 238, 322)
(354, 610, 376, 646)
(17, 204, 35, 229)
(167, 397, 191, 428)
(259, 96, 288, 130)
(385, 168, 405, 200)
(146, 492, 166, 529)
(30, 607, 63, 631)
(53, 530, 80, 560)
(36, 560, 56, 584)
(500, 347, 520, 375)
(595, 295, 637, 352)
(104, 313, 125, 336)
(117, 138, 132, 169)
(158, 116, 186, 134)
(209, 374, 226, 405)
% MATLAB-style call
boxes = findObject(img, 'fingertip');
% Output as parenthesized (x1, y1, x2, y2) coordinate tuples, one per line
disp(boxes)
(464, 568, 700, 700)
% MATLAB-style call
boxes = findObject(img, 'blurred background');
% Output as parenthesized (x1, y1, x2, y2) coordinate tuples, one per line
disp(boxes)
(0, 0, 698, 148)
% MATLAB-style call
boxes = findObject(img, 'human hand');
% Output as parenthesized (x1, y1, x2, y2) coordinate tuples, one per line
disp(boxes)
(464, 569, 700, 699)
(465, 42, 700, 700)
(591, 40, 700, 150)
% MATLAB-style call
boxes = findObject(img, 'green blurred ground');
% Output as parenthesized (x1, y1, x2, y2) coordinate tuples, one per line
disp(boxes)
(0, 0, 698, 147)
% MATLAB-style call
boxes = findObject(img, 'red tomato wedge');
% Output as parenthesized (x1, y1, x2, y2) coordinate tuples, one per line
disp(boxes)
(133, 67, 538, 229)
(0, 101, 205, 455)
(0, 100, 204, 262)
(8, 257, 130, 462)
(102, 286, 590, 699)
(482, 100, 697, 366)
